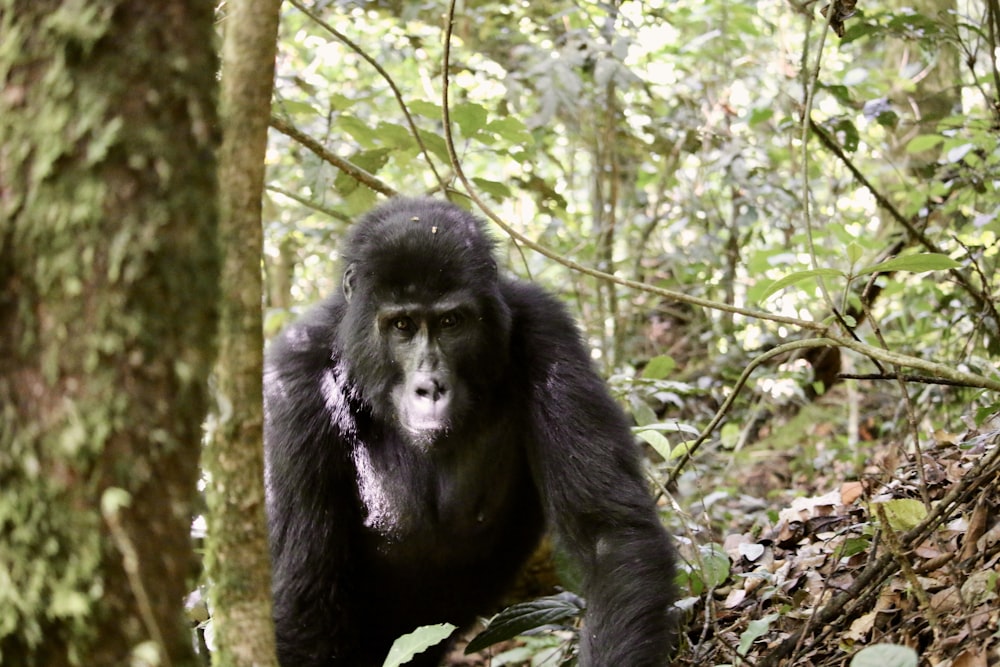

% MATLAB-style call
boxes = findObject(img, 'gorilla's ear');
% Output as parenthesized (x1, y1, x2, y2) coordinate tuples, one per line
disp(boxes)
(343, 263, 357, 303)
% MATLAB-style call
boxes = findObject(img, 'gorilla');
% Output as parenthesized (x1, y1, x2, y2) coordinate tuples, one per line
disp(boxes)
(263, 197, 678, 666)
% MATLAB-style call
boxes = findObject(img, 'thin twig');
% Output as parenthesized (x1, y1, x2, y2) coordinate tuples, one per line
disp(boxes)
(837, 373, 985, 387)
(265, 184, 351, 223)
(104, 495, 172, 667)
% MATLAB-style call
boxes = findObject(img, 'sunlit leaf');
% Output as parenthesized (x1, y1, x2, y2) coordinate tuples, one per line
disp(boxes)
(452, 101, 489, 137)
(738, 613, 778, 656)
(850, 644, 918, 667)
(905, 134, 943, 153)
(642, 354, 676, 380)
(759, 268, 843, 301)
(873, 498, 926, 531)
(636, 429, 672, 460)
(834, 536, 871, 560)
(945, 142, 975, 163)
(382, 624, 456, 667)
(280, 99, 319, 117)
(855, 253, 960, 276)
(471, 177, 511, 199)
(409, 99, 442, 119)
(669, 440, 696, 460)
(698, 543, 731, 589)
(486, 116, 531, 143)
(465, 592, 584, 654)
(846, 241, 864, 265)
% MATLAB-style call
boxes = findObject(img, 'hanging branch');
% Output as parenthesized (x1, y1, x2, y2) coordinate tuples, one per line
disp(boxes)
(285, 0, 449, 194)
(269, 115, 397, 197)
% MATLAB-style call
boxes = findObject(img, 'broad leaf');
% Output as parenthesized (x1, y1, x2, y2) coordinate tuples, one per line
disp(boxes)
(465, 592, 585, 654)
(850, 644, 918, 667)
(698, 543, 731, 589)
(452, 101, 489, 137)
(382, 623, 456, 667)
(642, 355, 676, 380)
(873, 498, 926, 531)
(905, 134, 943, 153)
(759, 268, 843, 302)
(636, 429, 672, 460)
(855, 253, 960, 276)
(738, 613, 778, 656)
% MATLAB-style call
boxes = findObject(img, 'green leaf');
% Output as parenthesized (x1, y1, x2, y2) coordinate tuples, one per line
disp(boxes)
(375, 122, 416, 149)
(831, 117, 859, 152)
(855, 253, 960, 276)
(759, 268, 843, 301)
(452, 101, 489, 137)
(945, 142, 975, 164)
(846, 241, 864, 266)
(834, 535, 871, 560)
(636, 429, 673, 461)
(749, 106, 774, 126)
(337, 114, 378, 146)
(850, 644, 918, 667)
(669, 440, 696, 460)
(471, 177, 511, 200)
(905, 134, 943, 153)
(280, 99, 320, 117)
(629, 396, 658, 427)
(697, 544, 731, 589)
(642, 354, 676, 380)
(382, 623, 456, 667)
(334, 148, 392, 195)
(873, 498, 927, 531)
(738, 613, 778, 656)
(416, 130, 450, 163)
(634, 421, 701, 436)
(486, 116, 530, 143)
(409, 99, 442, 119)
(465, 592, 584, 654)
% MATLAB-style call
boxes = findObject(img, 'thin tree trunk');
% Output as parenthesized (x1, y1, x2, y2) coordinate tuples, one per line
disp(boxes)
(203, 1, 282, 665)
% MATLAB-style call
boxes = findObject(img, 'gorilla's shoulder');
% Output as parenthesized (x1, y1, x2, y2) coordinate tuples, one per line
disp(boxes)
(500, 278, 583, 354)
(267, 296, 347, 371)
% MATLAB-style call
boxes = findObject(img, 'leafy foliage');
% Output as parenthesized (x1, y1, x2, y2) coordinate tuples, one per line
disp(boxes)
(262, 0, 1000, 664)
(465, 592, 584, 655)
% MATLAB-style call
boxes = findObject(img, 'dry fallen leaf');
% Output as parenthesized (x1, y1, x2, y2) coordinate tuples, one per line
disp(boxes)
(840, 480, 864, 504)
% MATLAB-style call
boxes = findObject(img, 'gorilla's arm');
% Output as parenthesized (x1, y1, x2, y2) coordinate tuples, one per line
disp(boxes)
(263, 298, 360, 665)
(506, 282, 678, 667)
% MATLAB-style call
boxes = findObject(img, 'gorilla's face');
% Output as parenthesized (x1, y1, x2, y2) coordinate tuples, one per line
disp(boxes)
(379, 297, 478, 446)
(338, 206, 511, 450)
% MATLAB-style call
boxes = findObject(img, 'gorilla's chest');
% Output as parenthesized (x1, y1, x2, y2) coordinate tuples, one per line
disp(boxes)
(352, 430, 529, 561)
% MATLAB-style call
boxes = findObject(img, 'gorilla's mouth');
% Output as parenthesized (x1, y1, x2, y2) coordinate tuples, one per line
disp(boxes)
(401, 422, 452, 452)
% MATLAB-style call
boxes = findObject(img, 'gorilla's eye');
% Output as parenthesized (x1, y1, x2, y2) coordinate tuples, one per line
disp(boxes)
(440, 312, 461, 329)
(392, 317, 414, 332)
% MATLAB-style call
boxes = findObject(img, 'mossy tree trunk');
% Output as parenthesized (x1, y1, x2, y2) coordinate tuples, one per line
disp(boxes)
(0, 1, 219, 665)
(202, 0, 282, 664)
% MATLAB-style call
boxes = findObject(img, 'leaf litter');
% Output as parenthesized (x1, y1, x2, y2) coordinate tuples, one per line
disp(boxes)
(672, 406, 1000, 667)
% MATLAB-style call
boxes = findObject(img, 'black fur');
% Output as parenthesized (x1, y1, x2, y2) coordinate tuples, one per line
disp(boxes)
(264, 197, 678, 666)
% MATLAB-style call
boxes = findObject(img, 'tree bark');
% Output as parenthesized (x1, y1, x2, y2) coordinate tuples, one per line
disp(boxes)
(203, 1, 282, 665)
(0, 1, 219, 666)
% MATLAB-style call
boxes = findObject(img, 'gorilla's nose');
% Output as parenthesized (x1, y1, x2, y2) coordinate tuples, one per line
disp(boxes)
(412, 373, 448, 403)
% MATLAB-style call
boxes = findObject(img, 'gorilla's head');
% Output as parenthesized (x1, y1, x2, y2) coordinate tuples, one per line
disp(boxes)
(338, 198, 512, 448)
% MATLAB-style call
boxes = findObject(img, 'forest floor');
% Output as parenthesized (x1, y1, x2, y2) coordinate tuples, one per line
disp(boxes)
(667, 387, 1000, 667)
(452, 384, 1000, 666)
